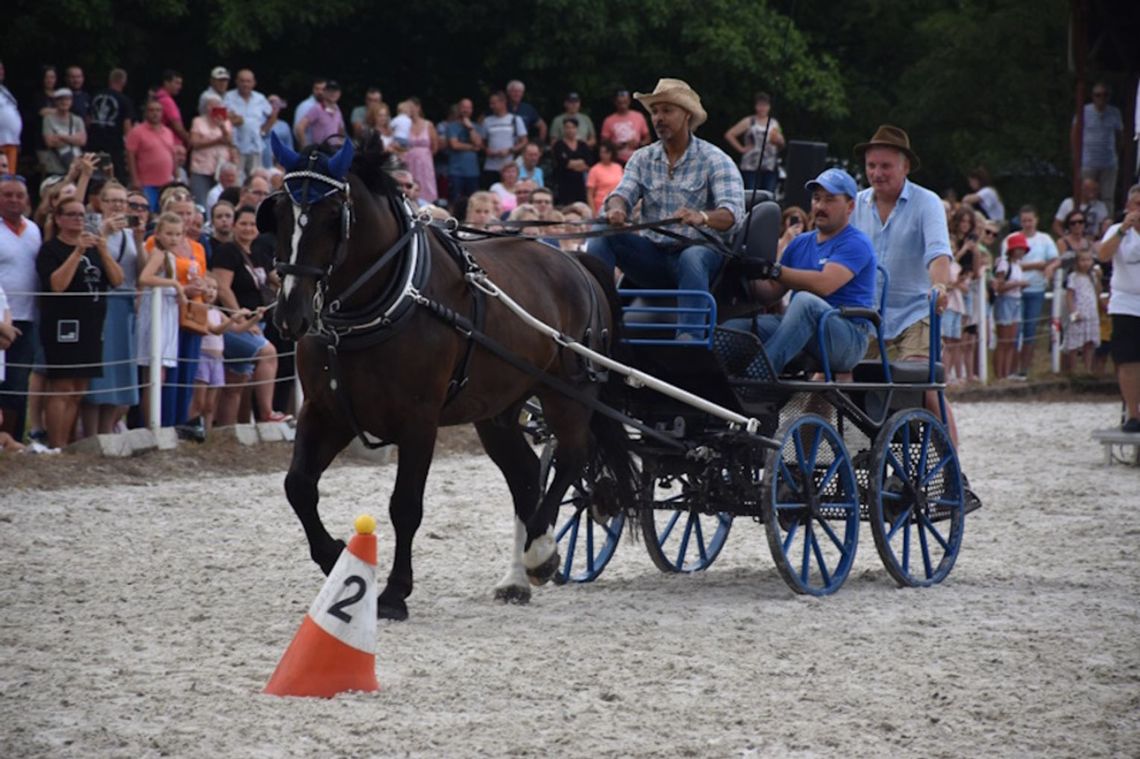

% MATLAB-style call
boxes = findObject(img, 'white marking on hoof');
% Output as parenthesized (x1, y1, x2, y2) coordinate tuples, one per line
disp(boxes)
(523, 530, 556, 571)
(492, 518, 531, 604)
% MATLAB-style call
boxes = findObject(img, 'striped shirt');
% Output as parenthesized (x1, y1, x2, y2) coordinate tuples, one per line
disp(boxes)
(1078, 103, 1123, 169)
(605, 135, 744, 243)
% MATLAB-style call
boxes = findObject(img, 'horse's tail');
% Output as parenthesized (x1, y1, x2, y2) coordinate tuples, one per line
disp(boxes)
(574, 253, 639, 516)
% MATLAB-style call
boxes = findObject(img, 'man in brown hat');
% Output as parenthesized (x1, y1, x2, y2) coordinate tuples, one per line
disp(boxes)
(589, 78, 744, 339)
(851, 125, 980, 510)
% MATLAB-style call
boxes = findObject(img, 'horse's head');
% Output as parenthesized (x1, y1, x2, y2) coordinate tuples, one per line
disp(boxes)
(260, 133, 355, 339)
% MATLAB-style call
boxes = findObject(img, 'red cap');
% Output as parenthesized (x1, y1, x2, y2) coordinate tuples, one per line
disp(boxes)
(1005, 232, 1029, 252)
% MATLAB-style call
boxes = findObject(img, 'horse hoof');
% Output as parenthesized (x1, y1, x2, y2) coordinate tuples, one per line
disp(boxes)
(526, 552, 560, 587)
(377, 600, 409, 622)
(316, 539, 347, 577)
(493, 584, 532, 605)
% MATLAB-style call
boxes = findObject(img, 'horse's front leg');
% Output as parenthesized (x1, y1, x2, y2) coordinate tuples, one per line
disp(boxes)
(523, 396, 591, 585)
(474, 419, 541, 604)
(284, 403, 354, 575)
(378, 424, 438, 621)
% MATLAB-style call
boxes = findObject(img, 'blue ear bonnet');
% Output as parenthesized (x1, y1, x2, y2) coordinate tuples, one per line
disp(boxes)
(271, 132, 353, 205)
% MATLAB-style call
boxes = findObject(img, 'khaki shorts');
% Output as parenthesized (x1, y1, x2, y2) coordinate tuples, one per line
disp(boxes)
(865, 319, 936, 361)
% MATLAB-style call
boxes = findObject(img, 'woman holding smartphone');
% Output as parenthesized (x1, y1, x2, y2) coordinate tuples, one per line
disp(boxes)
(188, 95, 236, 208)
(36, 197, 124, 448)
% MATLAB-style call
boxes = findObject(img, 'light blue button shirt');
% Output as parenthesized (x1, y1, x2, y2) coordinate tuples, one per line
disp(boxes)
(852, 180, 952, 339)
(223, 90, 272, 156)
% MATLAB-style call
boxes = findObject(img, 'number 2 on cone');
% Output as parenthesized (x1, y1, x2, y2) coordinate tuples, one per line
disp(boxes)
(327, 575, 366, 622)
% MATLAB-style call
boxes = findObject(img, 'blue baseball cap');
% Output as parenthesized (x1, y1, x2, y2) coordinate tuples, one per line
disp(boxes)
(805, 167, 858, 199)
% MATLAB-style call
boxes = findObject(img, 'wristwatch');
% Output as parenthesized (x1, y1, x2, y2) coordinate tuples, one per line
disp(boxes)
(699, 211, 710, 226)
(770, 262, 783, 280)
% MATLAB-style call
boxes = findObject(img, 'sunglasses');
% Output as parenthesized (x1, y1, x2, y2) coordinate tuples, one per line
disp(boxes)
(0, 173, 26, 184)
(128, 202, 149, 211)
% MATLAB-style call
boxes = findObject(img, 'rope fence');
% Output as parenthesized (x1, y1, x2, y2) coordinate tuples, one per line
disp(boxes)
(1, 272, 1085, 416)
(3, 287, 302, 434)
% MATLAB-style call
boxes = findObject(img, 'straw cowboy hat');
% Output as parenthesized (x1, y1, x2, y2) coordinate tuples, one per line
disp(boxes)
(634, 78, 707, 130)
(854, 124, 921, 170)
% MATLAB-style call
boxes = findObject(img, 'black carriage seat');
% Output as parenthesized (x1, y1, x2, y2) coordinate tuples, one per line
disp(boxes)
(621, 199, 782, 332)
(852, 359, 945, 384)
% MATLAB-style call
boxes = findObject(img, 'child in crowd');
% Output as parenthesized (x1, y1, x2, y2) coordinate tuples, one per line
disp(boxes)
(993, 232, 1029, 379)
(1063, 249, 1102, 373)
(942, 255, 968, 384)
(183, 275, 260, 438)
(136, 213, 186, 427)
(464, 191, 499, 231)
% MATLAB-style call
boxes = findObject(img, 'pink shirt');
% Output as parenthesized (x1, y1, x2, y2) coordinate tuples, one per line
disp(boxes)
(601, 111, 649, 163)
(189, 116, 232, 177)
(126, 123, 176, 187)
(306, 105, 345, 146)
(155, 88, 185, 145)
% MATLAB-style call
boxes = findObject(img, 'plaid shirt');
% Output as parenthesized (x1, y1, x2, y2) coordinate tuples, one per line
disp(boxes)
(606, 135, 744, 244)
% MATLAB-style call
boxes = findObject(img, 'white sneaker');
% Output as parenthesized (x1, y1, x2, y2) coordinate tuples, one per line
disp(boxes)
(26, 441, 61, 455)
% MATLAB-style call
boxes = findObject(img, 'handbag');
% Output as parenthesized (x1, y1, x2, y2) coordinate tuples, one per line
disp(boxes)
(179, 299, 210, 335)
(171, 251, 210, 335)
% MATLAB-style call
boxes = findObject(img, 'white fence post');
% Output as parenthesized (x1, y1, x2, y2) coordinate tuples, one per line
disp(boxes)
(149, 287, 162, 433)
(976, 275, 988, 385)
(1050, 268, 1064, 375)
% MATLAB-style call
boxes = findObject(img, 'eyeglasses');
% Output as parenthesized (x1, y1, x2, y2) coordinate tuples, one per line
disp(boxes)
(103, 196, 127, 204)
(0, 173, 26, 184)
(128, 202, 149, 210)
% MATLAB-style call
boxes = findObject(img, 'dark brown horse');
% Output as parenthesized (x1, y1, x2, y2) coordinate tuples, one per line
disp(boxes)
(260, 136, 633, 620)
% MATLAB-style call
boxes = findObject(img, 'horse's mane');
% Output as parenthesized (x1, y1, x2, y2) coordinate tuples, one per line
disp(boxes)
(350, 140, 401, 198)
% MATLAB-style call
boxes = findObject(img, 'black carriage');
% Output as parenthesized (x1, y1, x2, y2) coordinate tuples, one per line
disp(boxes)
(536, 201, 968, 596)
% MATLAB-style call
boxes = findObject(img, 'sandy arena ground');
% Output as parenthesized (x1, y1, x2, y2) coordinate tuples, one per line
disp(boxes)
(1, 400, 1137, 758)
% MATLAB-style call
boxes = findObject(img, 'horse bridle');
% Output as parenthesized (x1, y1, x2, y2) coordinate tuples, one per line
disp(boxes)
(275, 152, 355, 284)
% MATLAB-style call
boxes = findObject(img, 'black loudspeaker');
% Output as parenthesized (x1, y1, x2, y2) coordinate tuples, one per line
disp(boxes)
(783, 140, 828, 211)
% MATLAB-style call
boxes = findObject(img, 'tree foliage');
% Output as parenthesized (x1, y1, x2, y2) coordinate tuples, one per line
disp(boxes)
(6, 0, 1078, 206)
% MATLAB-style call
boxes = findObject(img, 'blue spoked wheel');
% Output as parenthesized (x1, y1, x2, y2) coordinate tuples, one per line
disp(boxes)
(639, 464, 732, 573)
(539, 442, 625, 584)
(868, 408, 965, 587)
(762, 414, 859, 596)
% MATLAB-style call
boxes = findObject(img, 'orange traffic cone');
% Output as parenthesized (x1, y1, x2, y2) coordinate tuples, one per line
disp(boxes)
(264, 514, 380, 697)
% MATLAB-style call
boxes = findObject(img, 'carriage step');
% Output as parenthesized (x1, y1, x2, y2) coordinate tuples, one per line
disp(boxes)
(711, 327, 777, 382)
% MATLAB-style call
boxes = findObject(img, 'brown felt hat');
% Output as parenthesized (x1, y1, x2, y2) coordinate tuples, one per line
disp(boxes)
(854, 124, 920, 170)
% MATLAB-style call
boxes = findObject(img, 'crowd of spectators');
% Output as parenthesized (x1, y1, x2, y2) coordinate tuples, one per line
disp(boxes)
(0, 60, 1137, 450)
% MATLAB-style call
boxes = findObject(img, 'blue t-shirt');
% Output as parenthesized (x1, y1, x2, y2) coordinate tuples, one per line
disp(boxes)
(782, 224, 877, 310)
(852, 180, 952, 339)
(444, 121, 480, 178)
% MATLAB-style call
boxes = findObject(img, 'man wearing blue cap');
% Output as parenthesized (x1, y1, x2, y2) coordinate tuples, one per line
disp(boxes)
(727, 167, 877, 375)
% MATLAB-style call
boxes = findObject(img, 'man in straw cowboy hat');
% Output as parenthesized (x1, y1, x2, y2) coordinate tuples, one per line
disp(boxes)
(589, 78, 744, 338)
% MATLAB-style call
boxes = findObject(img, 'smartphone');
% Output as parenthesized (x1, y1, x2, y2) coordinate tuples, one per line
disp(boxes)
(126, 214, 140, 227)
(210, 106, 228, 120)
(95, 152, 113, 171)
(84, 212, 102, 234)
